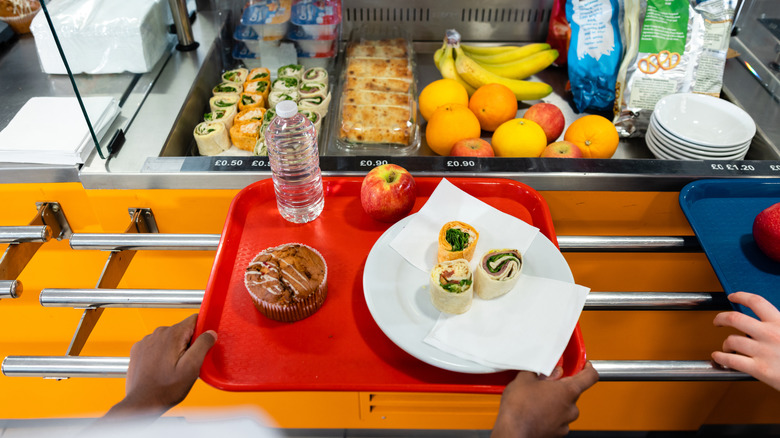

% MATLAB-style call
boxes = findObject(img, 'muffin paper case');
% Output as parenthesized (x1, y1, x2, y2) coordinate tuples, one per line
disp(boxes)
(244, 243, 329, 323)
(0, 0, 40, 34)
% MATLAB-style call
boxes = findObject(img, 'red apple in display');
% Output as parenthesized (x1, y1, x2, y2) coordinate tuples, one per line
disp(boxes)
(753, 202, 780, 262)
(449, 138, 495, 157)
(541, 140, 583, 158)
(360, 164, 417, 223)
(523, 102, 566, 144)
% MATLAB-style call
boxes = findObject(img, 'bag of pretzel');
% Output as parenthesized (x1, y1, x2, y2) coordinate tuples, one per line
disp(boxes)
(613, 0, 737, 137)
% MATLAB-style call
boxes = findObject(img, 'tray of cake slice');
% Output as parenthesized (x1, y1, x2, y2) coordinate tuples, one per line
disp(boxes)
(334, 24, 421, 154)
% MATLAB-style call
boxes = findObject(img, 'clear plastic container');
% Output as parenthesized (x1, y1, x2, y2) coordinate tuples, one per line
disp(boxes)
(335, 24, 419, 154)
(234, 25, 283, 53)
(240, 0, 292, 40)
(290, 0, 341, 39)
(265, 100, 324, 223)
(287, 26, 336, 54)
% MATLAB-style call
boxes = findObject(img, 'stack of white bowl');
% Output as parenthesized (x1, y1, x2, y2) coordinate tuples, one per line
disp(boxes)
(646, 93, 755, 160)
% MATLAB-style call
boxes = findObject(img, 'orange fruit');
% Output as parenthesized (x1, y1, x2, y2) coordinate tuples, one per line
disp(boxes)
(563, 115, 620, 158)
(468, 83, 518, 132)
(426, 103, 482, 156)
(490, 118, 547, 157)
(419, 79, 469, 122)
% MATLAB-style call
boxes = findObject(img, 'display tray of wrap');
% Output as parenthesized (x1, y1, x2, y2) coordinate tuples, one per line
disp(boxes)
(195, 177, 586, 392)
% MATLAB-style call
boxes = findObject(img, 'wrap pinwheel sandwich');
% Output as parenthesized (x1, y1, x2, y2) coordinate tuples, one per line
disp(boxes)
(429, 259, 473, 314)
(475, 249, 523, 300)
(437, 221, 479, 263)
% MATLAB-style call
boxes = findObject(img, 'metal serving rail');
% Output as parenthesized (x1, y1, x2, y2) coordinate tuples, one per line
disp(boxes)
(0, 231, 752, 382)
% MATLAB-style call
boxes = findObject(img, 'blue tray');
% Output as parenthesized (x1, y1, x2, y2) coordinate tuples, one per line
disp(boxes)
(679, 179, 780, 318)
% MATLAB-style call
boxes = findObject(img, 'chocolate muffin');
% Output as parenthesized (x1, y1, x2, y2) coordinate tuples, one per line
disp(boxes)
(244, 243, 328, 322)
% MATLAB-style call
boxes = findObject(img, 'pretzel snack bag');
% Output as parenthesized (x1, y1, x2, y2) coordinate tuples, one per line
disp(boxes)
(614, 0, 738, 137)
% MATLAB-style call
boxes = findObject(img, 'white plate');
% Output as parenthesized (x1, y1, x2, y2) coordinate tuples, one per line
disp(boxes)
(653, 93, 756, 147)
(651, 121, 750, 156)
(645, 131, 678, 160)
(363, 214, 574, 374)
(648, 127, 747, 161)
(650, 114, 749, 153)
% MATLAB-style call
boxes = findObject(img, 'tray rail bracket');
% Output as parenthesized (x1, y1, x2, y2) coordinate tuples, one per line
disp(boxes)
(0, 202, 71, 299)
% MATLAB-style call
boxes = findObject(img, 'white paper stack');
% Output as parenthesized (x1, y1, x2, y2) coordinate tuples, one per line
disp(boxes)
(29, 0, 170, 74)
(0, 97, 119, 165)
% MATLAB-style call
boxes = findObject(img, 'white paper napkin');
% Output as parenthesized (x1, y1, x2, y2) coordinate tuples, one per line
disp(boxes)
(0, 96, 119, 165)
(425, 272, 589, 375)
(389, 178, 590, 375)
(390, 178, 541, 273)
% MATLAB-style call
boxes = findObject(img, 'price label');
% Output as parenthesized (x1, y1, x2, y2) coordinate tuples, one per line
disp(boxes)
(443, 159, 478, 171)
(358, 159, 390, 169)
(709, 162, 756, 172)
(213, 159, 245, 168)
(248, 159, 271, 170)
(770, 164, 780, 172)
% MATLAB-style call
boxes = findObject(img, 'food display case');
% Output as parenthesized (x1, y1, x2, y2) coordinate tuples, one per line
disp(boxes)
(1, 0, 780, 434)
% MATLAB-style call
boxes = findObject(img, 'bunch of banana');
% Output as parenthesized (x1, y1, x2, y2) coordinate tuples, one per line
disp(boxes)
(432, 30, 558, 101)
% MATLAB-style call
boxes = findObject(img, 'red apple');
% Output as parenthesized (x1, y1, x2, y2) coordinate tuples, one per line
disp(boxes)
(753, 202, 780, 262)
(523, 102, 565, 144)
(540, 140, 583, 158)
(449, 138, 494, 157)
(360, 164, 417, 223)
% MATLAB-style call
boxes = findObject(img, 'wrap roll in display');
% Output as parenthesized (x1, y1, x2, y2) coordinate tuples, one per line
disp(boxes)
(229, 120, 262, 152)
(194, 121, 230, 156)
(247, 67, 271, 83)
(244, 80, 270, 104)
(299, 82, 328, 99)
(203, 105, 237, 130)
(222, 68, 249, 84)
(209, 95, 239, 112)
(268, 90, 299, 109)
(299, 109, 322, 133)
(238, 92, 265, 111)
(278, 63, 304, 81)
(272, 77, 300, 93)
(298, 93, 331, 116)
(429, 259, 473, 315)
(475, 249, 523, 300)
(212, 82, 243, 98)
(235, 107, 266, 125)
(437, 221, 479, 263)
(302, 67, 328, 83)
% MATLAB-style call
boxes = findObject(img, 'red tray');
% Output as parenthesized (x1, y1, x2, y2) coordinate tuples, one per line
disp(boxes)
(195, 177, 586, 393)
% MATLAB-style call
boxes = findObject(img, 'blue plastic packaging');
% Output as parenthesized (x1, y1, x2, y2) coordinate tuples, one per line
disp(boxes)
(565, 0, 623, 113)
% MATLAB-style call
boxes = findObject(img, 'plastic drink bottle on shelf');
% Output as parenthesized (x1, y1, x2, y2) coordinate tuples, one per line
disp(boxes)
(265, 100, 324, 223)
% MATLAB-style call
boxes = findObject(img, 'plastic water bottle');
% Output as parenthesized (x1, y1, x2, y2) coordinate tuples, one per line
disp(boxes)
(265, 100, 325, 223)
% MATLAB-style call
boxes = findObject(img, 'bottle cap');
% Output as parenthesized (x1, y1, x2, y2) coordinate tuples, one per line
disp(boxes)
(275, 100, 298, 118)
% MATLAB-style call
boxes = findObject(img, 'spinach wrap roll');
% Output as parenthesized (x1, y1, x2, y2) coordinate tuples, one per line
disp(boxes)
(245, 80, 270, 106)
(194, 121, 230, 156)
(221, 68, 248, 84)
(298, 109, 321, 133)
(209, 95, 239, 113)
(268, 90, 299, 109)
(203, 106, 237, 130)
(302, 67, 328, 84)
(298, 93, 331, 116)
(272, 77, 300, 93)
(299, 81, 328, 99)
(475, 249, 523, 300)
(437, 221, 479, 263)
(246, 67, 271, 84)
(238, 92, 265, 111)
(429, 259, 473, 314)
(278, 64, 304, 80)
(212, 82, 243, 97)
